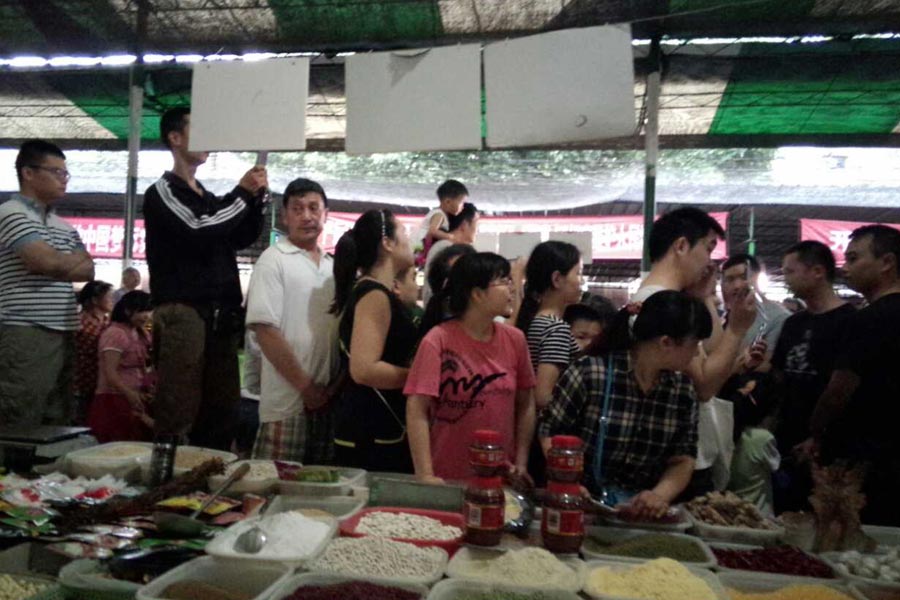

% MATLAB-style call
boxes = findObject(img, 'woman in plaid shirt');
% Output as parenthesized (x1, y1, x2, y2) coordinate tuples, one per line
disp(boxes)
(539, 290, 712, 521)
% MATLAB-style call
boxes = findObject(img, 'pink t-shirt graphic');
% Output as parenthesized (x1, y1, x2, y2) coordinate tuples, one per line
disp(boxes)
(404, 320, 536, 480)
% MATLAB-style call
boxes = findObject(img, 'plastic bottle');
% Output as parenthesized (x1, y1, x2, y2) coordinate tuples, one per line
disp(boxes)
(546, 435, 584, 483)
(468, 429, 505, 477)
(464, 476, 505, 546)
(541, 481, 585, 554)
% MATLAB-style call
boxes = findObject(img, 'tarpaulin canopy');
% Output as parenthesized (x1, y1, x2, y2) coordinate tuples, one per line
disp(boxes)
(2, 1, 900, 150)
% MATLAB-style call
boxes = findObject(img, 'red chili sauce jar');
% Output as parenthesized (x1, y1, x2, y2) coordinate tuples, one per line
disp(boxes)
(469, 429, 506, 477)
(546, 435, 584, 483)
(464, 476, 505, 547)
(541, 481, 585, 554)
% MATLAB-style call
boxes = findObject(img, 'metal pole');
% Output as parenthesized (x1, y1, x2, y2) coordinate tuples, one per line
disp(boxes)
(255, 151, 277, 247)
(641, 36, 662, 275)
(748, 207, 757, 256)
(123, 0, 149, 266)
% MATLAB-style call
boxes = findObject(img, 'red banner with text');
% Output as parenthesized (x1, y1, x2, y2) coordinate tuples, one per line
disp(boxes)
(800, 219, 900, 264)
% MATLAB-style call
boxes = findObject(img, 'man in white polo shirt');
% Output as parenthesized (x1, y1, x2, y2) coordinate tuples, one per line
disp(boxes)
(246, 178, 340, 463)
(0, 140, 95, 428)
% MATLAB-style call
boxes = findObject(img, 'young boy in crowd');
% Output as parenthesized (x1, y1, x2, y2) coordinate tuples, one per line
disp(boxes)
(415, 179, 468, 265)
(394, 265, 424, 327)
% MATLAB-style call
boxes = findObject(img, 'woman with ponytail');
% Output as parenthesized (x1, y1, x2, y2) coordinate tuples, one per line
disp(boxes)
(331, 209, 418, 472)
(405, 252, 537, 483)
(515, 241, 583, 483)
(539, 290, 712, 520)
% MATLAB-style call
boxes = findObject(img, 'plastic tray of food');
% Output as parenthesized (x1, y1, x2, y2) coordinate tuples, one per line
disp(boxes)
(0, 572, 57, 600)
(850, 582, 900, 600)
(861, 528, 900, 550)
(821, 552, 900, 591)
(135, 555, 291, 600)
(204, 512, 337, 565)
(688, 511, 784, 546)
(65, 442, 152, 480)
(207, 459, 279, 495)
(427, 578, 583, 600)
(582, 526, 716, 568)
(598, 504, 692, 533)
(137, 445, 237, 480)
(275, 464, 366, 497)
(445, 547, 586, 593)
(307, 537, 450, 586)
(583, 558, 727, 600)
(710, 543, 836, 579)
(266, 495, 365, 521)
(269, 572, 430, 600)
(718, 570, 857, 598)
(340, 507, 466, 555)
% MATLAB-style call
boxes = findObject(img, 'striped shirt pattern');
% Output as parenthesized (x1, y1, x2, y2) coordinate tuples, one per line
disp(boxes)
(0, 195, 84, 331)
(538, 349, 699, 493)
(526, 314, 579, 372)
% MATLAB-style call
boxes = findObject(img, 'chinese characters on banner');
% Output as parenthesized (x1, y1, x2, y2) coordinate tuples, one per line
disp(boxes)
(65, 217, 147, 259)
(800, 219, 900, 264)
(324, 212, 729, 261)
(66, 211, 729, 262)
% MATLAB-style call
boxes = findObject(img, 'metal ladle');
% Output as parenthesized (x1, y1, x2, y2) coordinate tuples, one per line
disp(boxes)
(233, 522, 267, 554)
(153, 462, 250, 538)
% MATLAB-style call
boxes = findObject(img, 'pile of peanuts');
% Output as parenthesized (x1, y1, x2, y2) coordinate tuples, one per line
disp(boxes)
(0, 574, 52, 600)
(356, 511, 462, 541)
(309, 537, 447, 580)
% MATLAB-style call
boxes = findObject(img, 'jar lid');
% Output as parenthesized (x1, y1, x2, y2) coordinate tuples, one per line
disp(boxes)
(551, 435, 583, 449)
(473, 430, 502, 445)
(547, 481, 583, 496)
(469, 476, 504, 489)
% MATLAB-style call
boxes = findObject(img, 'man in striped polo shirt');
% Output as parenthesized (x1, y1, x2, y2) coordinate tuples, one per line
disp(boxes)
(144, 107, 268, 450)
(0, 140, 95, 428)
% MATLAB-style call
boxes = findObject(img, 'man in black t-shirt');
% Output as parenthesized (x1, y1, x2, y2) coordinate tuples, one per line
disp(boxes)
(770, 241, 855, 513)
(805, 225, 900, 526)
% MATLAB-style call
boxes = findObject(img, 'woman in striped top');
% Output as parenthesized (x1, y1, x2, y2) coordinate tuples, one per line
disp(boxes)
(515, 241, 583, 483)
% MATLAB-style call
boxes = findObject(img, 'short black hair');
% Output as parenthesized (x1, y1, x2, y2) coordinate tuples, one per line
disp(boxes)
(282, 178, 328, 208)
(785, 240, 837, 282)
(15, 140, 66, 184)
(448, 202, 478, 231)
(850, 224, 900, 276)
(437, 179, 468, 201)
(564, 294, 617, 328)
(76, 280, 113, 309)
(160, 106, 191, 148)
(722, 253, 761, 275)
(111, 290, 152, 324)
(648, 207, 725, 263)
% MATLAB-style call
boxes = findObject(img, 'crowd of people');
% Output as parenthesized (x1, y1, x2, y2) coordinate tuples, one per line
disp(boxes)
(1, 106, 899, 527)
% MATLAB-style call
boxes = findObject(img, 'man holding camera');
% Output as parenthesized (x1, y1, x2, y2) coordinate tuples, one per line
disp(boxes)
(144, 107, 267, 450)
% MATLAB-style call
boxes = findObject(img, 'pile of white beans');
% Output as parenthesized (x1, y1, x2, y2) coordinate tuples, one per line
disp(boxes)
(832, 548, 900, 583)
(0, 574, 51, 600)
(309, 537, 447, 579)
(356, 511, 462, 541)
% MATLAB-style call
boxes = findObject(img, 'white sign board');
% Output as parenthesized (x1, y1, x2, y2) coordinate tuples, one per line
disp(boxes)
(474, 231, 499, 254)
(345, 45, 482, 154)
(483, 25, 635, 148)
(498, 232, 542, 261)
(189, 58, 309, 151)
(550, 231, 594, 264)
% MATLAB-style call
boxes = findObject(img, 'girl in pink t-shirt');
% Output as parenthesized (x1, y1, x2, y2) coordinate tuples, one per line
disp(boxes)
(87, 291, 154, 442)
(405, 252, 537, 483)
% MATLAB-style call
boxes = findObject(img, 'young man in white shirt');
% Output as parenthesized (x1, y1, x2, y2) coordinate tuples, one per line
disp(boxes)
(245, 178, 340, 463)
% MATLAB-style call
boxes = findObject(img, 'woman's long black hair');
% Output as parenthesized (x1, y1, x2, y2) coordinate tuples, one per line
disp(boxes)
(514, 241, 581, 334)
(586, 290, 713, 357)
(420, 252, 510, 336)
(330, 209, 398, 315)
